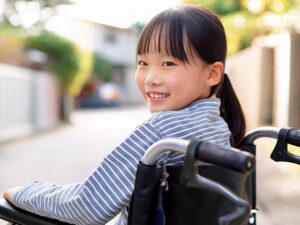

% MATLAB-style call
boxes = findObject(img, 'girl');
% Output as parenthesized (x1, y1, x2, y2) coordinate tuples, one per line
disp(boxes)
(4, 4, 246, 225)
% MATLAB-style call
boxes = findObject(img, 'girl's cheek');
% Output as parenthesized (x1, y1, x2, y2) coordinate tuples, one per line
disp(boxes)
(167, 76, 183, 90)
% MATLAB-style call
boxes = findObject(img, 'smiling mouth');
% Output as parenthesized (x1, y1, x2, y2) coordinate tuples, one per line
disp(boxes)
(147, 92, 170, 101)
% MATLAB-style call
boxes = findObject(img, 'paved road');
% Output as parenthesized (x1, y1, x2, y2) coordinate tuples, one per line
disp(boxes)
(0, 105, 300, 224)
(0, 105, 150, 224)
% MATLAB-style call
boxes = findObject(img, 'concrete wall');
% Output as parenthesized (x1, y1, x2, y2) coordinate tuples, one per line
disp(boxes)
(226, 31, 300, 131)
(273, 31, 291, 128)
(273, 31, 300, 129)
(226, 47, 262, 131)
(288, 31, 300, 128)
(259, 47, 274, 125)
(0, 64, 59, 143)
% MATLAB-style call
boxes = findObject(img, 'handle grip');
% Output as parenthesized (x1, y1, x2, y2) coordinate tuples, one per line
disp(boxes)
(286, 128, 300, 147)
(196, 141, 255, 173)
(271, 128, 300, 164)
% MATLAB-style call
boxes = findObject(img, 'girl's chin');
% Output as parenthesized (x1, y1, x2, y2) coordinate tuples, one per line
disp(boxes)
(147, 103, 171, 113)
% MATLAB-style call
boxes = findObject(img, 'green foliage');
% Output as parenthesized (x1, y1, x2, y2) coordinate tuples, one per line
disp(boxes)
(183, 0, 242, 15)
(183, 0, 300, 55)
(93, 53, 113, 82)
(25, 31, 79, 91)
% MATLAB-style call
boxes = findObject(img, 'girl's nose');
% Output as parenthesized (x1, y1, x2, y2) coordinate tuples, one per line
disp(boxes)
(144, 70, 162, 86)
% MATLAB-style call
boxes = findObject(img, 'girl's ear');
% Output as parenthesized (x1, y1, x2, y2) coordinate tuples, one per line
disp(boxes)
(207, 62, 223, 86)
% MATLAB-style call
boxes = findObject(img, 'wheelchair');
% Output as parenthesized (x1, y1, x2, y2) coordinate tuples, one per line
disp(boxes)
(0, 126, 300, 225)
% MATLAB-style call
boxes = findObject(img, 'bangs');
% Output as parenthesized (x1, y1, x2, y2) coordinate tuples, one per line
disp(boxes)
(137, 10, 192, 62)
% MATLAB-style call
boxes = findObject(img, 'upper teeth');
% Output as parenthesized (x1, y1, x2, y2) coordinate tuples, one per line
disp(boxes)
(149, 93, 168, 98)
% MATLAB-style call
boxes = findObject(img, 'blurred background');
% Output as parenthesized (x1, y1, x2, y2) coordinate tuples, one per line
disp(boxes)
(0, 0, 300, 224)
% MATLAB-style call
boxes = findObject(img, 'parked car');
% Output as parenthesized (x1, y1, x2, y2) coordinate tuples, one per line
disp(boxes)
(80, 83, 122, 108)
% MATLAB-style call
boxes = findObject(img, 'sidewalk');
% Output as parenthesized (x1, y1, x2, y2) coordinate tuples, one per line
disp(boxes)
(255, 138, 300, 225)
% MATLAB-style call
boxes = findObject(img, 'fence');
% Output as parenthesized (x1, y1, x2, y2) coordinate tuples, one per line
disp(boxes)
(0, 64, 59, 143)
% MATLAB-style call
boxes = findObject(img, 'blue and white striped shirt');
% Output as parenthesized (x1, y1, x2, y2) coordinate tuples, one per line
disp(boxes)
(13, 98, 231, 225)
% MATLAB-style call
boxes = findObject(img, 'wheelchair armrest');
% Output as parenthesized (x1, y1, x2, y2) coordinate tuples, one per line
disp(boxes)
(0, 198, 70, 225)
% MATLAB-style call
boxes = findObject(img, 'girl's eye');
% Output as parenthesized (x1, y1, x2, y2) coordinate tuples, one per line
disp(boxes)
(163, 61, 175, 67)
(138, 61, 148, 66)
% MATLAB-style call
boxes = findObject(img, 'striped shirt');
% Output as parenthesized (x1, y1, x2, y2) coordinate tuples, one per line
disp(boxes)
(13, 98, 231, 225)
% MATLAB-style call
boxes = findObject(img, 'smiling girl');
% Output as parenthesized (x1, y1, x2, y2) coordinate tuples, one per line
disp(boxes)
(4, 4, 245, 225)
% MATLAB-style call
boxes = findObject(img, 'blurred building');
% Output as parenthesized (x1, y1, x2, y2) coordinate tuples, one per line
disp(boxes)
(94, 23, 141, 104)
(0, 15, 143, 143)
(47, 16, 142, 105)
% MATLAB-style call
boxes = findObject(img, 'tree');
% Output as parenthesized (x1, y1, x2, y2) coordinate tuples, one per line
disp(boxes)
(25, 31, 79, 91)
(2, 0, 73, 29)
(25, 31, 80, 121)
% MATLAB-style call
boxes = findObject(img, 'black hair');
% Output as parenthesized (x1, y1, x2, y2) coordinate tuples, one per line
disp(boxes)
(136, 4, 246, 146)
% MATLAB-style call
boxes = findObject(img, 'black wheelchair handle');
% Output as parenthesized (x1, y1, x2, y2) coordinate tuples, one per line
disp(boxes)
(271, 128, 300, 164)
(196, 141, 255, 173)
(142, 138, 255, 173)
(286, 128, 300, 147)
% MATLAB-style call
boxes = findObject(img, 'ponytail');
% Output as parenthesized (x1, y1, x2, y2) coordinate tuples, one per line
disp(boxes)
(216, 73, 246, 147)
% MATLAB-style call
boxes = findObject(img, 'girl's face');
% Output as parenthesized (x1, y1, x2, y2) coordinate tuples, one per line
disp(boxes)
(135, 50, 212, 113)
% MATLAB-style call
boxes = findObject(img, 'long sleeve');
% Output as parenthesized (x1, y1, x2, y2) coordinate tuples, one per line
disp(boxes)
(12, 123, 162, 225)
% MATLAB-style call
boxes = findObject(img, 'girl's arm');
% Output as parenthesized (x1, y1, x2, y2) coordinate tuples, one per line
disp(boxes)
(8, 123, 162, 225)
